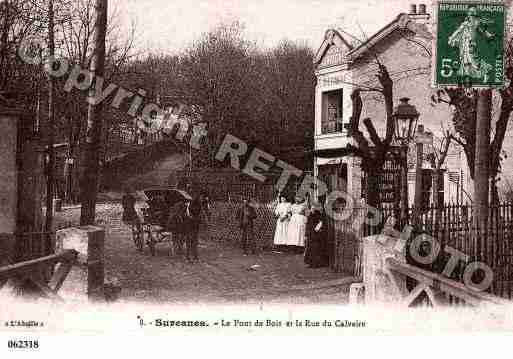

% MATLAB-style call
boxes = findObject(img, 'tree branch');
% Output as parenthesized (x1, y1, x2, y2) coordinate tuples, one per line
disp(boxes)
(438, 130, 452, 169)
(348, 88, 363, 133)
(363, 117, 382, 147)
(376, 63, 394, 146)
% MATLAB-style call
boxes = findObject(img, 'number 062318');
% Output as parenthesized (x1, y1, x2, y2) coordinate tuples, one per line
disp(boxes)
(7, 340, 39, 349)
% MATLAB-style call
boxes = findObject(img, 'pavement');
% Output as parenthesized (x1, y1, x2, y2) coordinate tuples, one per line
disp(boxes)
(55, 203, 353, 304)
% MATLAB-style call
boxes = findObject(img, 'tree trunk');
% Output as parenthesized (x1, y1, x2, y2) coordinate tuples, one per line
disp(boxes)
(79, 0, 108, 225)
(0, 0, 9, 89)
(473, 89, 492, 259)
(44, 0, 55, 246)
(366, 166, 381, 234)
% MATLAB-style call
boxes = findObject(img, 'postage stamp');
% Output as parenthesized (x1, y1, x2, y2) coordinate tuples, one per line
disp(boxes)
(433, 1, 507, 88)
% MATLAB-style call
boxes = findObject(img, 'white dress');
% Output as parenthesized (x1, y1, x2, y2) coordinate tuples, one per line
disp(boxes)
(273, 202, 291, 245)
(287, 203, 307, 247)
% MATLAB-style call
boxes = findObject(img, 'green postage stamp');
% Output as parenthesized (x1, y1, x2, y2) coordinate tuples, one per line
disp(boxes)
(433, 1, 507, 88)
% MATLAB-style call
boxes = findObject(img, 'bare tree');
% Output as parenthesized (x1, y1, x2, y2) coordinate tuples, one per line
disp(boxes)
(54, 0, 137, 202)
(346, 63, 395, 211)
(174, 22, 257, 167)
(432, 34, 513, 205)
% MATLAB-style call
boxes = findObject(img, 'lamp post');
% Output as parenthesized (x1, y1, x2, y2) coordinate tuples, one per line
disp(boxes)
(393, 97, 420, 226)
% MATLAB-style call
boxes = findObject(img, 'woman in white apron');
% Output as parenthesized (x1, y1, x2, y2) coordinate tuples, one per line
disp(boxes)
(273, 195, 291, 247)
(287, 195, 307, 249)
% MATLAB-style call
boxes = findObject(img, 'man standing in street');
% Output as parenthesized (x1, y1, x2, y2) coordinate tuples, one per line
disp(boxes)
(185, 194, 202, 263)
(237, 198, 257, 255)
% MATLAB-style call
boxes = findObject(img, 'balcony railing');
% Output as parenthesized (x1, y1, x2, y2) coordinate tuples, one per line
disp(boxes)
(321, 119, 344, 135)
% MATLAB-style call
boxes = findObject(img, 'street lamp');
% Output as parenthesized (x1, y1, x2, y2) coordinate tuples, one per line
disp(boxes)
(393, 97, 420, 226)
(393, 97, 420, 145)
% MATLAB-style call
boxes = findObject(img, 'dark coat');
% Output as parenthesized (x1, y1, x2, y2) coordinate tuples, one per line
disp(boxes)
(185, 197, 203, 231)
(121, 194, 138, 222)
(304, 209, 329, 268)
(237, 204, 257, 229)
(167, 201, 187, 233)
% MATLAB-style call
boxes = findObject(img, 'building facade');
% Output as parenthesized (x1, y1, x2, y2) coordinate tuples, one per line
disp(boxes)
(313, 4, 472, 207)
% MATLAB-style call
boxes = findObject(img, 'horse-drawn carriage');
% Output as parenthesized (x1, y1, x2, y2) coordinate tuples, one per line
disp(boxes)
(130, 187, 193, 256)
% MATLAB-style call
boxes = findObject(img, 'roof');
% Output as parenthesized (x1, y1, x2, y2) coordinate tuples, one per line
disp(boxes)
(313, 29, 353, 66)
(314, 13, 433, 68)
(143, 187, 192, 201)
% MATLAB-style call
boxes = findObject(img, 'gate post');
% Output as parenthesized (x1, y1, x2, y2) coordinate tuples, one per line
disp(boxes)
(0, 107, 18, 264)
(0, 102, 43, 263)
(363, 234, 407, 304)
(83, 226, 105, 301)
(56, 225, 105, 300)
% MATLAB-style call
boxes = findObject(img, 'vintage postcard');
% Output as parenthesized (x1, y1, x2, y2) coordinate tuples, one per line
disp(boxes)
(1, 0, 513, 354)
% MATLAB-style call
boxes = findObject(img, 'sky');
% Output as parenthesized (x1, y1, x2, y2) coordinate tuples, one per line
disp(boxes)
(113, 0, 413, 53)
(112, 0, 513, 190)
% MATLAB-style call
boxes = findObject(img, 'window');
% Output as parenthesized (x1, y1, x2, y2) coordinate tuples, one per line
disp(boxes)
(420, 169, 444, 209)
(421, 169, 432, 210)
(422, 169, 444, 209)
(435, 171, 445, 206)
(321, 89, 344, 134)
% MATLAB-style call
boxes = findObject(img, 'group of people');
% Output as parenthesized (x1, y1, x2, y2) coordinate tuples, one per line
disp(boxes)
(273, 194, 329, 268)
(122, 186, 329, 267)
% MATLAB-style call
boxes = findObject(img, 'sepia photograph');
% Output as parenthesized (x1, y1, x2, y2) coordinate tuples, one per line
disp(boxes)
(1, 0, 513, 351)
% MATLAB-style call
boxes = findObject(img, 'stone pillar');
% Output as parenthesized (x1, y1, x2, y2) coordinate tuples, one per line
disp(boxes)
(349, 156, 362, 203)
(0, 111, 18, 264)
(56, 225, 105, 300)
(362, 234, 408, 305)
(84, 226, 105, 301)
(15, 112, 44, 261)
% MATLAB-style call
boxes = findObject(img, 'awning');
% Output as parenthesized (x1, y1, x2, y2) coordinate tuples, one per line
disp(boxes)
(312, 145, 404, 159)
(311, 147, 355, 159)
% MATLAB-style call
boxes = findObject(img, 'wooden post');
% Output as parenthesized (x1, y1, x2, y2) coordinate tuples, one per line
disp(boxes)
(44, 0, 56, 254)
(80, 0, 108, 225)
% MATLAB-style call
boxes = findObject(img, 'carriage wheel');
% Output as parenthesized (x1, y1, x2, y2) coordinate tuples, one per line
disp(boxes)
(133, 225, 144, 252)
